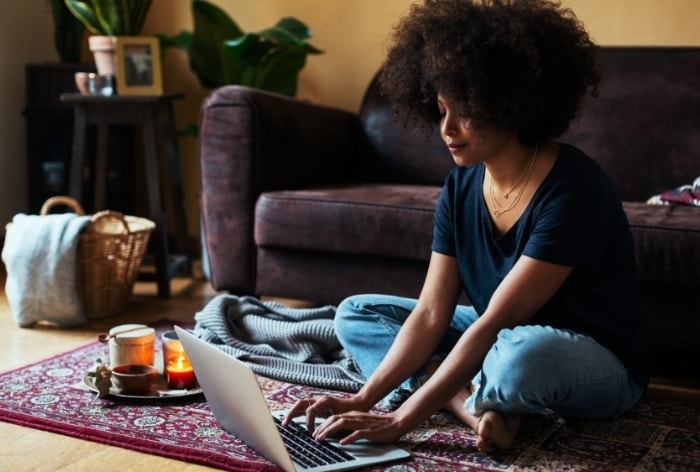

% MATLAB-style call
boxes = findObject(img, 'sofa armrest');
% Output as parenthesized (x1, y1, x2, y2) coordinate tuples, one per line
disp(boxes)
(198, 85, 365, 293)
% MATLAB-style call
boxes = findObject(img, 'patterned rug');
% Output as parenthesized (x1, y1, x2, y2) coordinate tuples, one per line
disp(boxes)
(1, 322, 698, 471)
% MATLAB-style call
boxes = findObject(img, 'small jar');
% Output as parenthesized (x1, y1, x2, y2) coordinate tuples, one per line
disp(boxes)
(108, 324, 155, 368)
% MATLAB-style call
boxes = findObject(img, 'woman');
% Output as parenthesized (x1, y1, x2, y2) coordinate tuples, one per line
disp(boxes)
(284, 0, 649, 452)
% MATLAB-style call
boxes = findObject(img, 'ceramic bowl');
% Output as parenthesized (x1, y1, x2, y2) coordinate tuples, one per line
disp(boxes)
(111, 364, 158, 395)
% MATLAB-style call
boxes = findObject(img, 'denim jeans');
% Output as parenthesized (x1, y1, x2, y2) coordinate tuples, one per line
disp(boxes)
(335, 294, 644, 419)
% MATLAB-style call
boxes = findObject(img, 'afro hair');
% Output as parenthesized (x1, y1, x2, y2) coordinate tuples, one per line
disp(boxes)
(380, 0, 600, 145)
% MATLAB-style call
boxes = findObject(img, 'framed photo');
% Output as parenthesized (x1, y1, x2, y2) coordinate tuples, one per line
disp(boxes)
(115, 36, 163, 96)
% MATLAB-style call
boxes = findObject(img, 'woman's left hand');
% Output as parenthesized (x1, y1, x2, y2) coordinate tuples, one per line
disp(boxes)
(312, 410, 405, 445)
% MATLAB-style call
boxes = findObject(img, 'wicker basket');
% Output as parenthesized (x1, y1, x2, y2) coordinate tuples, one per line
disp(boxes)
(40, 196, 155, 318)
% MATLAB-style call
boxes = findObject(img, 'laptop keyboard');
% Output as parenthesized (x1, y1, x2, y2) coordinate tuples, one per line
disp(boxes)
(274, 416, 356, 469)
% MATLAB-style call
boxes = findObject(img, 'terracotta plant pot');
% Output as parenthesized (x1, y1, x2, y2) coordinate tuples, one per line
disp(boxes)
(88, 35, 116, 76)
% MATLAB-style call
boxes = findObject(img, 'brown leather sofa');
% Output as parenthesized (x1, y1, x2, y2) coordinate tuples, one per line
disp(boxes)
(198, 47, 699, 358)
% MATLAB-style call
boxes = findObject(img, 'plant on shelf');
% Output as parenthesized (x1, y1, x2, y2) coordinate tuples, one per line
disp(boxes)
(163, 0, 323, 97)
(64, 0, 152, 36)
(64, 0, 153, 75)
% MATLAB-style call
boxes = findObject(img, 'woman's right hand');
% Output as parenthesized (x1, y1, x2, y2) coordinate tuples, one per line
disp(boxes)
(281, 393, 371, 435)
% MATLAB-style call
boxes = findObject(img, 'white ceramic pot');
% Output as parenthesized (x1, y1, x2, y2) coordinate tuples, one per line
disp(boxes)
(88, 35, 116, 76)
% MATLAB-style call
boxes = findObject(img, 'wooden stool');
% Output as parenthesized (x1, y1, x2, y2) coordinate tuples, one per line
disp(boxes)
(60, 93, 190, 298)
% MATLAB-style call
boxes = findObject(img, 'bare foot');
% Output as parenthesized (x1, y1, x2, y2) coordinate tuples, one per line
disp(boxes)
(424, 359, 522, 452)
(475, 410, 522, 452)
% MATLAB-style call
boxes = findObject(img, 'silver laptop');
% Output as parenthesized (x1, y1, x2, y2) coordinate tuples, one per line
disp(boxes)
(175, 326, 410, 472)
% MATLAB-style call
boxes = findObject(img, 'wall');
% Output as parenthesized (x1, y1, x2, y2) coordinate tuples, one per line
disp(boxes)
(1, 1, 698, 238)
(0, 1, 56, 228)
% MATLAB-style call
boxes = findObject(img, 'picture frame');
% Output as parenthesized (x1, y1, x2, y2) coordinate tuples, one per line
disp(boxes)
(114, 36, 163, 96)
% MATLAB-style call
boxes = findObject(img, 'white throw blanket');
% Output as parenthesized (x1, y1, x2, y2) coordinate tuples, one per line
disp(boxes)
(194, 294, 365, 392)
(2, 213, 90, 327)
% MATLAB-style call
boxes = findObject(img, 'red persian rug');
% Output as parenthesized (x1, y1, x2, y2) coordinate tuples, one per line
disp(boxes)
(1, 322, 698, 471)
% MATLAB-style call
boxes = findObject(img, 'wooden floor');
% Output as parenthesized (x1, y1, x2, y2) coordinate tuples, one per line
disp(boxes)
(1, 272, 699, 471)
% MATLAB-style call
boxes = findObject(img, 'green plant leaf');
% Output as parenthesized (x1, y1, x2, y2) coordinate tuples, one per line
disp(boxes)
(159, 31, 192, 51)
(98, 0, 121, 35)
(276, 18, 312, 41)
(263, 18, 311, 45)
(126, 0, 152, 35)
(255, 48, 307, 96)
(189, 0, 244, 88)
(163, 0, 323, 95)
(258, 18, 323, 54)
(49, 0, 85, 62)
(223, 34, 260, 60)
(64, 0, 152, 35)
(224, 35, 271, 85)
(65, 0, 104, 35)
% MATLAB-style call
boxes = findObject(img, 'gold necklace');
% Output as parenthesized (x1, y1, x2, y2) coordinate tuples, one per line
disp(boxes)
(490, 146, 538, 199)
(488, 147, 537, 217)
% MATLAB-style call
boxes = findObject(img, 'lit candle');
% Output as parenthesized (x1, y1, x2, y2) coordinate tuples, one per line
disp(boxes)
(165, 355, 196, 389)
(161, 330, 185, 372)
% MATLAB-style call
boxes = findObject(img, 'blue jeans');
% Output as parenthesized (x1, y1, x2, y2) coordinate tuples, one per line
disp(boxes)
(335, 294, 644, 419)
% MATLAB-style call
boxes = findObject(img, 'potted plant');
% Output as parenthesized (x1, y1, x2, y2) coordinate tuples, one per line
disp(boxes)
(64, 0, 153, 75)
(164, 0, 323, 97)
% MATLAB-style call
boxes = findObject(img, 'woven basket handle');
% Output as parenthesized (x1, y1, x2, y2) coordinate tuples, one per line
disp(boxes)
(87, 210, 131, 235)
(40, 196, 86, 216)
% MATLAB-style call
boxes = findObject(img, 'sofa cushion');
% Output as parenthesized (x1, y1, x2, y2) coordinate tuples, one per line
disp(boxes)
(255, 184, 440, 261)
(256, 188, 700, 290)
(623, 202, 700, 290)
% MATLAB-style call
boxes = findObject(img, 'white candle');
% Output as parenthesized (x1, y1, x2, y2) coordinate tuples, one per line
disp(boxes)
(161, 330, 185, 370)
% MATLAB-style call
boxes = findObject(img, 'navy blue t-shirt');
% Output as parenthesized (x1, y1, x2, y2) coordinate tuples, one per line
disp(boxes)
(432, 143, 649, 386)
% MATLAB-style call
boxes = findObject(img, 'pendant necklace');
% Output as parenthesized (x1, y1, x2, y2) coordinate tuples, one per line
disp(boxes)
(488, 146, 537, 217)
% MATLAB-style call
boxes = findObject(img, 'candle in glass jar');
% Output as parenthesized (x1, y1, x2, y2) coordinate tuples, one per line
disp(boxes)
(165, 355, 196, 389)
(161, 330, 185, 373)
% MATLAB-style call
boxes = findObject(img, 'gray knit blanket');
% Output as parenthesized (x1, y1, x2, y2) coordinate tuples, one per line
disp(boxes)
(193, 294, 365, 392)
(2, 213, 90, 327)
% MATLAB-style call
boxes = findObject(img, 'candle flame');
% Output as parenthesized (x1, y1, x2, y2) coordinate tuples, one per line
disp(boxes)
(167, 354, 191, 371)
